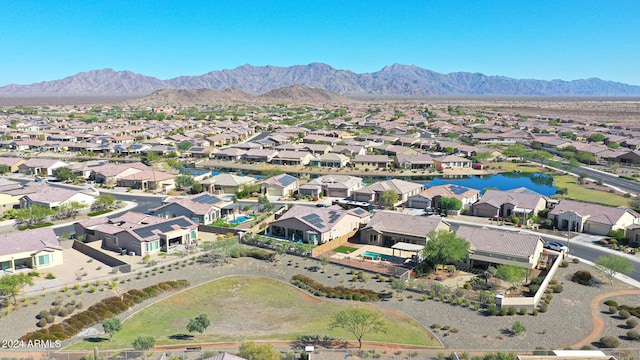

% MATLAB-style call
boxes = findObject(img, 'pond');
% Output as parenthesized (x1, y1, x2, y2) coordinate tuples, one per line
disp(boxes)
(420, 172, 557, 196)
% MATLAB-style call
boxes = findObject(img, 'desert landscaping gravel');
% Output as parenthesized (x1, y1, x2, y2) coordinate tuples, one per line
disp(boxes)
(0, 251, 637, 354)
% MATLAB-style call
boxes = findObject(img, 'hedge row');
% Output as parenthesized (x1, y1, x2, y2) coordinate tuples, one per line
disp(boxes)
(20, 280, 190, 341)
(291, 274, 380, 302)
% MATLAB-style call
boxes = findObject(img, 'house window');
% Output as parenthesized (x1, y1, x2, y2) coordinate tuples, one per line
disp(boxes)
(149, 241, 159, 251)
(114, 237, 119, 246)
(38, 254, 50, 265)
(369, 234, 377, 243)
(191, 230, 196, 239)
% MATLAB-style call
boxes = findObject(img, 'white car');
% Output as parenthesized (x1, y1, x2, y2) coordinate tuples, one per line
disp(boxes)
(544, 241, 568, 252)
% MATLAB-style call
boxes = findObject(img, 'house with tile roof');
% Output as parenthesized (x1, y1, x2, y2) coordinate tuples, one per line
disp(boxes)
(471, 189, 548, 218)
(74, 211, 198, 256)
(360, 212, 450, 247)
(455, 226, 545, 269)
(201, 174, 257, 194)
(259, 174, 299, 197)
(267, 205, 368, 245)
(0, 228, 63, 271)
(153, 192, 226, 225)
(20, 184, 98, 208)
(90, 162, 151, 186)
(408, 184, 481, 212)
(300, 175, 363, 198)
(17, 158, 68, 176)
(352, 179, 424, 207)
(549, 199, 640, 235)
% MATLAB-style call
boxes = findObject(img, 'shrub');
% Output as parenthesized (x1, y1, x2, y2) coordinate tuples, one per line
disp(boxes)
(627, 330, 640, 340)
(553, 285, 563, 293)
(519, 308, 527, 315)
(531, 309, 539, 316)
(45, 273, 56, 280)
(572, 258, 580, 264)
(609, 306, 618, 315)
(599, 336, 620, 348)
(604, 299, 619, 308)
(572, 270, 592, 285)
(626, 319, 638, 329)
(487, 304, 500, 316)
(559, 260, 569, 267)
(539, 303, 548, 313)
(37, 318, 47, 327)
(507, 307, 517, 316)
(619, 309, 631, 319)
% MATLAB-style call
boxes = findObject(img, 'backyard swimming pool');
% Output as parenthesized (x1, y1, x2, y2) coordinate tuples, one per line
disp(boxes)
(361, 251, 393, 262)
(228, 215, 252, 225)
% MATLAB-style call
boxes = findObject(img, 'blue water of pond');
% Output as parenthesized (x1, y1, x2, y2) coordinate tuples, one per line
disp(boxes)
(420, 172, 557, 196)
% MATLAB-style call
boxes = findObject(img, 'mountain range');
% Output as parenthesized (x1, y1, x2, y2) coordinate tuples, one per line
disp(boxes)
(2, 63, 640, 97)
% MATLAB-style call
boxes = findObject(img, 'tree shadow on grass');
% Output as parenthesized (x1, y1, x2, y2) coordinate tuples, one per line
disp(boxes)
(84, 337, 107, 343)
(169, 334, 194, 341)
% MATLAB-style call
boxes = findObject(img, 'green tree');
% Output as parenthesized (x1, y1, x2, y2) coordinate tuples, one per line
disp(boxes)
(629, 196, 640, 212)
(503, 144, 527, 161)
(532, 150, 553, 164)
(379, 189, 399, 207)
(53, 167, 74, 181)
(132, 336, 155, 358)
(419, 230, 470, 272)
(190, 181, 203, 194)
(14, 205, 54, 227)
(329, 306, 388, 350)
(238, 341, 281, 360)
(142, 151, 161, 165)
(92, 194, 116, 211)
(102, 317, 122, 341)
(588, 133, 606, 143)
(54, 201, 86, 220)
(595, 255, 634, 285)
(495, 264, 529, 290)
(186, 313, 211, 335)
(177, 140, 193, 151)
(439, 197, 463, 213)
(166, 158, 182, 170)
(174, 175, 195, 190)
(0, 273, 33, 305)
(556, 187, 569, 198)
(471, 151, 492, 163)
(0, 164, 11, 175)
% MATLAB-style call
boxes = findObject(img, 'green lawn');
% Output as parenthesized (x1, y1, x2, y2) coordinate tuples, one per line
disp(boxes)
(67, 277, 438, 350)
(552, 175, 628, 207)
(333, 246, 358, 254)
(492, 162, 628, 207)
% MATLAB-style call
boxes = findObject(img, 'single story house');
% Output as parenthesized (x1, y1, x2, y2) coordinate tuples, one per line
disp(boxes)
(360, 212, 450, 247)
(433, 155, 473, 169)
(300, 175, 363, 198)
(201, 174, 257, 194)
(455, 226, 545, 269)
(310, 153, 350, 168)
(471, 189, 548, 218)
(352, 155, 392, 169)
(153, 192, 225, 225)
(20, 184, 98, 209)
(267, 205, 369, 245)
(0, 157, 26, 173)
(270, 151, 314, 166)
(352, 179, 424, 207)
(259, 173, 299, 197)
(0, 228, 63, 271)
(394, 154, 434, 169)
(548, 199, 640, 235)
(408, 184, 481, 212)
(74, 211, 198, 256)
(18, 159, 68, 176)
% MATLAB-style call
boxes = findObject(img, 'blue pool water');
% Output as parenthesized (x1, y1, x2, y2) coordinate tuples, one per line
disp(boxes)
(421, 172, 557, 196)
(229, 215, 252, 225)
(362, 251, 393, 262)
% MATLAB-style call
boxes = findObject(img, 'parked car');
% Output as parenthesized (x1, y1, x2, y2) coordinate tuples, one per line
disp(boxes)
(544, 241, 568, 252)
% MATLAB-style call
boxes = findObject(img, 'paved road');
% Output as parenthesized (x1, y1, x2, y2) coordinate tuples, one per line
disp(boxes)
(574, 165, 640, 195)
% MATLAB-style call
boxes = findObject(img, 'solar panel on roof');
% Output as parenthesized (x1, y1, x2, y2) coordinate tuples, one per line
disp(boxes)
(450, 185, 469, 195)
(278, 175, 297, 187)
(192, 194, 222, 205)
(133, 218, 193, 239)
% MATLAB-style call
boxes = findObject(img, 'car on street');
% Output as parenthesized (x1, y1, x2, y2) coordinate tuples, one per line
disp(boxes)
(544, 241, 568, 252)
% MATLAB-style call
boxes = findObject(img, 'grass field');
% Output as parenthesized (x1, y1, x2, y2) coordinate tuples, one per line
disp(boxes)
(68, 277, 439, 350)
(333, 246, 358, 254)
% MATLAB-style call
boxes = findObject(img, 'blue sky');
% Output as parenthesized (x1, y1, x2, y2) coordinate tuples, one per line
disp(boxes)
(1, 1, 639, 86)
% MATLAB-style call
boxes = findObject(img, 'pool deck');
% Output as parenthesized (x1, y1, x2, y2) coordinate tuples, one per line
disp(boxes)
(331, 244, 408, 263)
